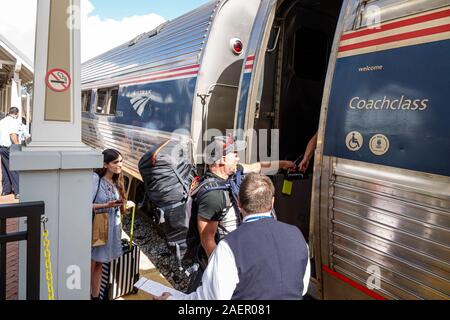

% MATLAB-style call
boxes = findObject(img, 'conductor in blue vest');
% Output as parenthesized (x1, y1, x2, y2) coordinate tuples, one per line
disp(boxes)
(157, 172, 310, 300)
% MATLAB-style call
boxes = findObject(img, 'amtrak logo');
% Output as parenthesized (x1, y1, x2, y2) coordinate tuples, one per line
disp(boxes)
(126, 90, 165, 116)
(127, 90, 153, 116)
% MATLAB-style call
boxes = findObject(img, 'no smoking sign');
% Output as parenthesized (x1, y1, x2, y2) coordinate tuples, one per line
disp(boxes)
(45, 68, 72, 92)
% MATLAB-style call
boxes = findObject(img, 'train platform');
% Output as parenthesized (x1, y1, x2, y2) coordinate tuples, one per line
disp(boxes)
(1, 202, 171, 301)
(118, 231, 173, 301)
(1, 200, 172, 301)
(0, 168, 170, 301)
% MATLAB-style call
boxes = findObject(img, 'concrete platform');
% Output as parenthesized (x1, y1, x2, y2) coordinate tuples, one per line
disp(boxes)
(0, 168, 170, 300)
(117, 231, 173, 301)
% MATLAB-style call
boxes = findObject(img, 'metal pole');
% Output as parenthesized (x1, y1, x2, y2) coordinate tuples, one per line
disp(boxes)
(26, 212, 41, 300)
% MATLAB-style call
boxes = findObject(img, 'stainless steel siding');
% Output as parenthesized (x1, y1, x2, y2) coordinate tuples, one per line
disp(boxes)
(81, 1, 221, 86)
(82, 118, 189, 180)
(329, 160, 450, 300)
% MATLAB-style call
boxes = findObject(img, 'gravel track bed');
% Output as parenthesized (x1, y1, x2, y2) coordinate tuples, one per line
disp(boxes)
(121, 210, 190, 292)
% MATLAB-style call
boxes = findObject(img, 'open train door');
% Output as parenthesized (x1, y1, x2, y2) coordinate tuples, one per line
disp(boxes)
(234, 0, 350, 300)
(234, 0, 278, 161)
(234, 0, 320, 295)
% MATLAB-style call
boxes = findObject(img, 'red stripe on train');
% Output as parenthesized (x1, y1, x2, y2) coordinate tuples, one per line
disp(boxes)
(339, 24, 450, 52)
(118, 64, 199, 82)
(120, 71, 199, 85)
(341, 8, 450, 41)
(322, 265, 387, 300)
(86, 64, 200, 87)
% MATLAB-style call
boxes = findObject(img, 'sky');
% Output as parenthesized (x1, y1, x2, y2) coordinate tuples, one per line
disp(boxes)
(0, 0, 211, 63)
(91, 0, 211, 21)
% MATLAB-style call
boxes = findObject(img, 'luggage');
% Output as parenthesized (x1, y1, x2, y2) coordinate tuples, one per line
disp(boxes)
(99, 205, 140, 300)
(138, 140, 196, 208)
(138, 139, 244, 268)
(138, 140, 197, 263)
(273, 173, 312, 241)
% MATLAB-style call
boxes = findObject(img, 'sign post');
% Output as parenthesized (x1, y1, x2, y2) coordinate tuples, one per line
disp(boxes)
(11, 0, 102, 300)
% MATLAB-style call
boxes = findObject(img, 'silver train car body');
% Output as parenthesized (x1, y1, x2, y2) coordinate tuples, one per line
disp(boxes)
(82, 0, 450, 300)
(81, 0, 261, 178)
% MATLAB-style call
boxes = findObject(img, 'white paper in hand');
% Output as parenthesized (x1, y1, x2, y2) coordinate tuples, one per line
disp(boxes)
(135, 277, 186, 299)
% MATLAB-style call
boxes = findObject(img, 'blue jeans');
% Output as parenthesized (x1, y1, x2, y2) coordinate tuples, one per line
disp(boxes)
(0, 147, 19, 195)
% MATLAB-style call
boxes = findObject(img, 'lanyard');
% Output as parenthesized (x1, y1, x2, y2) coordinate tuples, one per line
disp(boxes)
(244, 216, 273, 223)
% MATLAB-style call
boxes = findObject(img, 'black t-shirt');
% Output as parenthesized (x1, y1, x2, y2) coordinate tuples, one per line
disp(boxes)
(192, 165, 244, 241)
(196, 171, 228, 221)
(196, 164, 244, 220)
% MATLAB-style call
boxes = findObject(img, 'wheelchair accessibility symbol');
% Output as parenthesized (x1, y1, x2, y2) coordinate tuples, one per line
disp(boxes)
(346, 131, 363, 152)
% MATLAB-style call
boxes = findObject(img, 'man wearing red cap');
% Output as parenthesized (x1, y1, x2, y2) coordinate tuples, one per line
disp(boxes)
(186, 135, 295, 292)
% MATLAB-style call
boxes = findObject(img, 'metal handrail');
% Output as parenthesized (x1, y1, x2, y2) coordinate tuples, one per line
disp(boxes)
(0, 201, 45, 300)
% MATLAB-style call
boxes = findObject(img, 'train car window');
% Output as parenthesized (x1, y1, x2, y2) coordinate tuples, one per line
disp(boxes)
(348, 0, 449, 31)
(95, 87, 118, 115)
(107, 88, 118, 115)
(96, 89, 107, 113)
(82, 90, 92, 112)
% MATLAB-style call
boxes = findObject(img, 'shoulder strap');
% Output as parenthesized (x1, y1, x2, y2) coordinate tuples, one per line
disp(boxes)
(190, 178, 219, 197)
(171, 165, 190, 197)
(193, 178, 232, 203)
(150, 140, 171, 166)
(93, 175, 101, 204)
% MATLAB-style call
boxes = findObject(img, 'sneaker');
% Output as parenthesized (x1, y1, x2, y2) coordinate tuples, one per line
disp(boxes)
(14, 194, 20, 200)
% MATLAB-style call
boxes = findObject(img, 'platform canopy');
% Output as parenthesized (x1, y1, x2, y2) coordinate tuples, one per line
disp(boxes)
(0, 34, 34, 118)
(0, 34, 34, 88)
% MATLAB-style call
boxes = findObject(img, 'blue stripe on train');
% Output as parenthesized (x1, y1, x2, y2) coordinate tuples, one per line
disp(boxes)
(85, 77, 197, 134)
(324, 40, 450, 177)
(236, 72, 252, 137)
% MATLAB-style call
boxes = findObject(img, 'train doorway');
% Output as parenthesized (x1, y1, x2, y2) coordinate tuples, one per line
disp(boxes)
(254, 0, 343, 237)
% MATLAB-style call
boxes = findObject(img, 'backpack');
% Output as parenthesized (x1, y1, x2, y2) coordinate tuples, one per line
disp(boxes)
(138, 140, 196, 262)
(138, 140, 244, 268)
(183, 171, 244, 292)
(188, 169, 243, 237)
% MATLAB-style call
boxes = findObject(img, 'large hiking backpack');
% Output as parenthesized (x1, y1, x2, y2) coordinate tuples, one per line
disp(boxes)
(138, 140, 197, 262)
(138, 140, 245, 267)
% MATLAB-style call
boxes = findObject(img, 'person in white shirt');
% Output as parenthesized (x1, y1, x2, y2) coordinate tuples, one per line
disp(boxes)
(157, 173, 311, 300)
(18, 117, 31, 145)
(0, 107, 21, 198)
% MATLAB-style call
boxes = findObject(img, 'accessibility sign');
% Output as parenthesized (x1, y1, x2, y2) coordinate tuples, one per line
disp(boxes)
(45, 68, 72, 92)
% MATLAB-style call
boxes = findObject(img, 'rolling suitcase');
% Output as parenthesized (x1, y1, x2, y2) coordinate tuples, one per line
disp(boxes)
(99, 205, 140, 300)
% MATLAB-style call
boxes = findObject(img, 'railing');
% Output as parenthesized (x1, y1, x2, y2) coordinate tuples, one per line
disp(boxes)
(0, 202, 45, 300)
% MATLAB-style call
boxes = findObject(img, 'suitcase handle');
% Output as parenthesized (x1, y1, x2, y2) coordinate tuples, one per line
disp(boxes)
(285, 172, 309, 181)
(123, 201, 136, 251)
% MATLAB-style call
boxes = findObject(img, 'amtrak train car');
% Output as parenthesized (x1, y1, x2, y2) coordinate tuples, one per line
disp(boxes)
(81, 0, 262, 178)
(82, 0, 450, 300)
